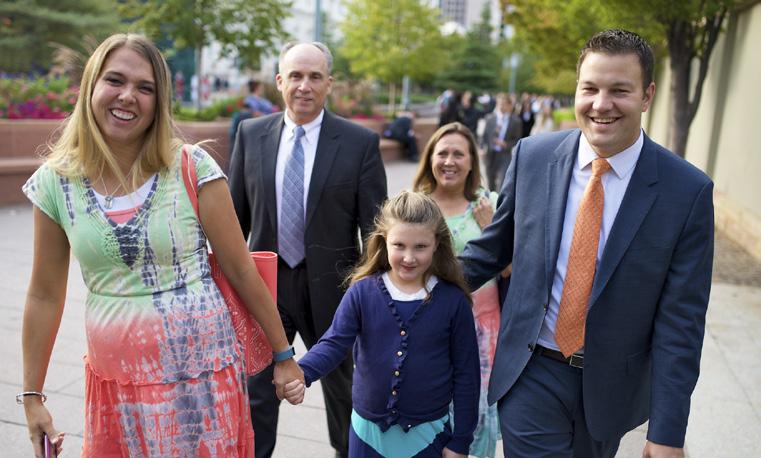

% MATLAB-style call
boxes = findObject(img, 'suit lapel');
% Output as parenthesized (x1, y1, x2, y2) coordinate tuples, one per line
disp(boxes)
(261, 114, 284, 233)
(305, 111, 340, 228)
(545, 131, 581, 289)
(590, 135, 659, 306)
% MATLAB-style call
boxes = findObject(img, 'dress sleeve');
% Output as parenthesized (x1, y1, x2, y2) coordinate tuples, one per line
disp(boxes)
(190, 145, 227, 189)
(22, 164, 62, 225)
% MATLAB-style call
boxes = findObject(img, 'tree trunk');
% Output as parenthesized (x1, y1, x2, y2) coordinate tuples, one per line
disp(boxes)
(668, 50, 691, 157)
(666, 10, 728, 157)
(667, 22, 693, 157)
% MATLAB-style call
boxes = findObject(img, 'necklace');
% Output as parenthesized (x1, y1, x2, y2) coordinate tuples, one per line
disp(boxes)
(99, 174, 128, 210)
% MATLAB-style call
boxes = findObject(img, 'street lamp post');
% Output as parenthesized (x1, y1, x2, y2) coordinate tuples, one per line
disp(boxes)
(314, 0, 322, 42)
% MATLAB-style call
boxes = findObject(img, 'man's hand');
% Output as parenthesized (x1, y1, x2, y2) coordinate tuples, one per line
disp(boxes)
(642, 441, 684, 458)
(272, 358, 304, 401)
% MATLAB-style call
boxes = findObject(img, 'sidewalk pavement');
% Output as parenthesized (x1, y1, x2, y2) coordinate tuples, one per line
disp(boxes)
(1, 159, 760, 457)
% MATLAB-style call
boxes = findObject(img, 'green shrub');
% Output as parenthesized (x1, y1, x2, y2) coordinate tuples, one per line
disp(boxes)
(173, 96, 245, 121)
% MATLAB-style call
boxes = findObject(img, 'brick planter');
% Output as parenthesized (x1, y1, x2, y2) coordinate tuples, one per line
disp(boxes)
(0, 116, 438, 206)
(0, 119, 232, 206)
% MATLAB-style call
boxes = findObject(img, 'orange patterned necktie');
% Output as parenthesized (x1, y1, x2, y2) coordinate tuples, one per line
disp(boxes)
(555, 158, 612, 357)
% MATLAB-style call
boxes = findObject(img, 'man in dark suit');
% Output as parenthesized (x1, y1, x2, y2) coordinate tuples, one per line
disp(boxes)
(228, 42, 387, 458)
(460, 29, 713, 458)
(481, 93, 522, 191)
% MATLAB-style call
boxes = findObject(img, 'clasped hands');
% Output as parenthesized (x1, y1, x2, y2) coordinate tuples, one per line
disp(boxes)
(272, 358, 306, 405)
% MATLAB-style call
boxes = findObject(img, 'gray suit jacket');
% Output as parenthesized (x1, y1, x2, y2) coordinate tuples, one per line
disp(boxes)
(481, 112, 522, 154)
(228, 111, 387, 335)
(461, 129, 714, 447)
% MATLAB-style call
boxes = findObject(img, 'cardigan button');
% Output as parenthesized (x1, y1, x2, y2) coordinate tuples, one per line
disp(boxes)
(397, 350, 403, 357)
(391, 409, 397, 414)
(394, 370, 400, 376)
(392, 390, 398, 396)
(400, 329, 407, 336)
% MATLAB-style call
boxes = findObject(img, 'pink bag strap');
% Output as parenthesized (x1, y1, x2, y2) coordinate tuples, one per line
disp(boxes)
(181, 145, 200, 217)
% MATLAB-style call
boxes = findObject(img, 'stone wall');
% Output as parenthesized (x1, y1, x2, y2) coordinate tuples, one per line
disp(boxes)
(0, 116, 441, 206)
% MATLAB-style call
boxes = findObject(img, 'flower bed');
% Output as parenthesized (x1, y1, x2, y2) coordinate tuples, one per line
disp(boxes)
(0, 77, 78, 119)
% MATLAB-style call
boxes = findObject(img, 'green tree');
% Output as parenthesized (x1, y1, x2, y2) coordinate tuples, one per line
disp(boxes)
(119, 0, 291, 107)
(437, 5, 503, 93)
(505, 0, 735, 156)
(340, 0, 445, 113)
(0, 0, 120, 73)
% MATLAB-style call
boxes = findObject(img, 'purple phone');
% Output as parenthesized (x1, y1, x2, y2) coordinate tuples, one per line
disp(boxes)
(44, 434, 53, 458)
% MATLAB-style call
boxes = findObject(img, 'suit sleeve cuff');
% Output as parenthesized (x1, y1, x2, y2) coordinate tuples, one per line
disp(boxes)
(445, 436, 472, 455)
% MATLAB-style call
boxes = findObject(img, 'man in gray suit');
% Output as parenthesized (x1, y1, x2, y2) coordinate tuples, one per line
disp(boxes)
(228, 42, 387, 458)
(461, 30, 713, 457)
(481, 93, 522, 191)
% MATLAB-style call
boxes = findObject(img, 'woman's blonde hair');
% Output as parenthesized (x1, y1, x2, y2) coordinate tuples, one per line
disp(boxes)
(348, 191, 471, 302)
(412, 122, 482, 201)
(45, 33, 182, 188)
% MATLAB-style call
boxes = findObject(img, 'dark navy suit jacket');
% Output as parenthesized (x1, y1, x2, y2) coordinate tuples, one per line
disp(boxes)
(460, 129, 714, 447)
(228, 110, 387, 336)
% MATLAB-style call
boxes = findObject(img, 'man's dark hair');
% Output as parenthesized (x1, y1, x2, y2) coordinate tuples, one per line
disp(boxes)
(247, 79, 260, 93)
(577, 29, 654, 91)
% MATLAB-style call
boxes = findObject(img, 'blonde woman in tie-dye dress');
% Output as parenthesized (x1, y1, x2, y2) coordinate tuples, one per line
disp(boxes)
(20, 34, 303, 457)
(413, 122, 503, 457)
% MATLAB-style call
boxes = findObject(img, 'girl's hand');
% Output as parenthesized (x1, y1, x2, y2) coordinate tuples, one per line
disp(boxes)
(472, 196, 494, 230)
(442, 447, 466, 458)
(283, 379, 305, 405)
(24, 401, 64, 457)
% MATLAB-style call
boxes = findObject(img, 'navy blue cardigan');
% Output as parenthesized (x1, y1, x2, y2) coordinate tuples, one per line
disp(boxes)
(298, 275, 480, 454)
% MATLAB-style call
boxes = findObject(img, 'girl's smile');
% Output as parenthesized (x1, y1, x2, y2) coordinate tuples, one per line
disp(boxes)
(385, 222, 437, 294)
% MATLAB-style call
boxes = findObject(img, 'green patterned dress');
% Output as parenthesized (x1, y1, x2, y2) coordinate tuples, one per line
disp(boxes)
(23, 146, 254, 457)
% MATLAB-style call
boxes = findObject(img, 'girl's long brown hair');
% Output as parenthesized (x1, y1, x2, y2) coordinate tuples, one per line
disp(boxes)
(348, 191, 471, 302)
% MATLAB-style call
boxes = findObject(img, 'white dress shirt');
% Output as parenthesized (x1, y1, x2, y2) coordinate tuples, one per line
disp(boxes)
(537, 130, 644, 352)
(275, 109, 324, 228)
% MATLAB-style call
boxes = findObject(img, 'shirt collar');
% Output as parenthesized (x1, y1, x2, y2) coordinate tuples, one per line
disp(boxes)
(283, 109, 324, 146)
(577, 129, 643, 179)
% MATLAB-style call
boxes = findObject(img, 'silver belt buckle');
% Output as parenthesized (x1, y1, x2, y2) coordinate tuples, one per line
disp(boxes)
(569, 354, 584, 368)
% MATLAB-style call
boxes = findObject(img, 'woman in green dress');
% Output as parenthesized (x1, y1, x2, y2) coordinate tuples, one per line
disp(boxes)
(20, 33, 303, 457)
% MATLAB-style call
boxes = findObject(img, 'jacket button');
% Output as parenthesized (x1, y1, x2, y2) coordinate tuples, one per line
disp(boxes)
(400, 330, 407, 336)
(397, 350, 403, 357)
(528, 343, 535, 352)
(392, 390, 398, 396)
(543, 303, 548, 312)
(394, 370, 400, 376)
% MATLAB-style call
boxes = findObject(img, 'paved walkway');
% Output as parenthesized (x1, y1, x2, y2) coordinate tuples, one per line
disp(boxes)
(1, 159, 760, 457)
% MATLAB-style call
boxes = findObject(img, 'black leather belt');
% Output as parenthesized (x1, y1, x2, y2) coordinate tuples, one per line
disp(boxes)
(535, 345, 584, 369)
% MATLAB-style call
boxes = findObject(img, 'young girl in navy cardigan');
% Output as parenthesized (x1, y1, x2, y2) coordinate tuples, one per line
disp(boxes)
(284, 191, 480, 457)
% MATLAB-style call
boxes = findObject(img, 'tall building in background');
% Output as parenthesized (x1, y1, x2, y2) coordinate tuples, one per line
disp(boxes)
(439, 0, 502, 38)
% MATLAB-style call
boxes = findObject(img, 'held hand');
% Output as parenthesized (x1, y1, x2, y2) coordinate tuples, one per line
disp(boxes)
(642, 441, 684, 458)
(272, 358, 304, 401)
(472, 196, 494, 230)
(442, 447, 467, 458)
(283, 379, 306, 405)
(500, 263, 512, 278)
(24, 401, 64, 458)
